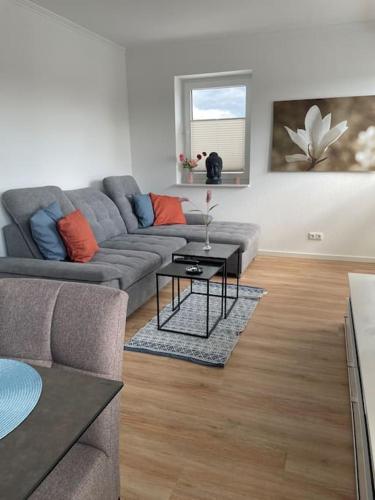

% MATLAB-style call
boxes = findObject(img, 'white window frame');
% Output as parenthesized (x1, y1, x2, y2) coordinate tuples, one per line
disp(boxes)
(182, 73, 251, 175)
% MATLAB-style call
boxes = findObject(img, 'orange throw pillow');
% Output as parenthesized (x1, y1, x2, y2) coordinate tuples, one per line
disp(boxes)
(150, 193, 187, 225)
(57, 210, 99, 263)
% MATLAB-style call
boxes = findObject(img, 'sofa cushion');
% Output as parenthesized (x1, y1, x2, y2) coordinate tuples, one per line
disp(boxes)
(3, 224, 35, 259)
(133, 221, 260, 252)
(92, 247, 160, 290)
(0, 257, 123, 284)
(30, 202, 67, 261)
(65, 188, 127, 243)
(100, 234, 186, 265)
(58, 210, 99, 263)
(132, 193, 154, 228)
(2, 186, 75, 259)
(103, 175, 140, 233)
(150, 193, 187, 225)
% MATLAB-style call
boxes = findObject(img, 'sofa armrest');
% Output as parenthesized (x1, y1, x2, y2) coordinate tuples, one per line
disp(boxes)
(0, 257, 122, 283)
(184, 213, 213, 225)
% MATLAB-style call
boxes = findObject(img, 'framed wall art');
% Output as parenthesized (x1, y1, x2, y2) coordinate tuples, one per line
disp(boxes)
(271, 95, 375, 172)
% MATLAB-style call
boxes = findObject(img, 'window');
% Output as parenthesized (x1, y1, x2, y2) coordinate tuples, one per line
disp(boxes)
(181, 72, 251, 183)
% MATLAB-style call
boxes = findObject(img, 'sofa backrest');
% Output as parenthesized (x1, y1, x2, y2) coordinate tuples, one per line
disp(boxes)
(3, 224, 35, 258)
(2, 186, 75, 259)
(65, 187, 127, 243)
(103, 175, 140, 233)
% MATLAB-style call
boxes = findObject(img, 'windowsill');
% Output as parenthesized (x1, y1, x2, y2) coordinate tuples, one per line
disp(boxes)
(174, 183, 250, 188)
(191, 171, 245, 175)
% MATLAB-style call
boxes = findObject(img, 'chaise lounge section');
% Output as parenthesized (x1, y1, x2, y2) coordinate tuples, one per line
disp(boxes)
(103, 175, 260, 275)
(0, 178, 260, 315)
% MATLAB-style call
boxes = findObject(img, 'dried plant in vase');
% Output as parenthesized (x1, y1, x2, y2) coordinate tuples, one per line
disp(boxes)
(190, 189, 218, 251)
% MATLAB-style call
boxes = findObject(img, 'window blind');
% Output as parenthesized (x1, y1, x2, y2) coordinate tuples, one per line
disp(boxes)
(190, 118, 245, 172)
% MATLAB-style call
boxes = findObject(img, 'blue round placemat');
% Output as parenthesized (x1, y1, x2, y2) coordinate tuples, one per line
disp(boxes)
(0, 359, 43, 440)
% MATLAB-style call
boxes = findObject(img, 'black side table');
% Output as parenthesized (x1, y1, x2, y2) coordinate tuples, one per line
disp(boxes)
(172, 242, 241, 318)
(156, 262, 224, 339)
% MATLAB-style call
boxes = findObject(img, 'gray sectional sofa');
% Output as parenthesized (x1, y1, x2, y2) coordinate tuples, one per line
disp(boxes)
(0, 175, 260, 316)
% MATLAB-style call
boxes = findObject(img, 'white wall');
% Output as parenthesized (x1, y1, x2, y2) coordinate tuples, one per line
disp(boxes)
(0, 0, 132, 256)
(126, 22, 375, 260)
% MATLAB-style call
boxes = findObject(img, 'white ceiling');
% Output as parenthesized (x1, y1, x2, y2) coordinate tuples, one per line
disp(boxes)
(29, 0, 375, 47)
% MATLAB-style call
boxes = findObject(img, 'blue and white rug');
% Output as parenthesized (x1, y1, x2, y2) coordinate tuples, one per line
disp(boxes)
(125, 282, 266, 367)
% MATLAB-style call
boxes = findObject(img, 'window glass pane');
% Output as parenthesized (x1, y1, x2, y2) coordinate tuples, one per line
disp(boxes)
(192, 86, 246, 120)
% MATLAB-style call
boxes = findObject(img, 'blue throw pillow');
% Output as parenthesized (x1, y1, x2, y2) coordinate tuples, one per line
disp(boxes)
(30, 201, 67, 261)
(132, 194, 154, 228)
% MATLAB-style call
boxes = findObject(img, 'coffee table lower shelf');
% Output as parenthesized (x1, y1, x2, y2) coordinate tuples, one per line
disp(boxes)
(156, 262, 225, 339)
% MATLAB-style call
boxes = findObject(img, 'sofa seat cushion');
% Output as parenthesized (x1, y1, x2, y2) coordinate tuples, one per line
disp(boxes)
(100, 234, 186, 265)
(92, 248, 160, 290)
(132, 221, 260, 252)
(30, 443, 111, 500)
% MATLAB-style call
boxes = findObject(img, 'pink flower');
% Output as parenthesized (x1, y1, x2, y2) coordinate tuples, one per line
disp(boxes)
(206, 189, 212, 204)
(179, 153, 185, 162)
(189, 159, 198, 168)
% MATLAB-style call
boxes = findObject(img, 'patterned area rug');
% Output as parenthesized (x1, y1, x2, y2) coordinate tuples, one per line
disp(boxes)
(125, 282, 266, 367)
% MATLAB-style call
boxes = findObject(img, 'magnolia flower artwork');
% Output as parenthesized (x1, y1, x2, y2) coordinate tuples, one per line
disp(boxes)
(271, 95, 375, 172)
(285, 105, 348, 169)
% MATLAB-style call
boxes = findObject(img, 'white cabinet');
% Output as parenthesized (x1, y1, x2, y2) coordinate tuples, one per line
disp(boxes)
(346, 274, 375, 499)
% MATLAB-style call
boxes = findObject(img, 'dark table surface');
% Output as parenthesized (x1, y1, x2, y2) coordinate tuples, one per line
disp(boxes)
(173, 242, 240, 260)
(0, 365, 123, 500)
(157, 261, 222, 281)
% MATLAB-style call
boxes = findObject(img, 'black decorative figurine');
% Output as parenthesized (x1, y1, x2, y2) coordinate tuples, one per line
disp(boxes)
(205, 152, 223, 185)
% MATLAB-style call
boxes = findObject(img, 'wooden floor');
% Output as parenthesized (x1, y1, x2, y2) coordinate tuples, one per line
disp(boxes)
(120, 256, 375, 499)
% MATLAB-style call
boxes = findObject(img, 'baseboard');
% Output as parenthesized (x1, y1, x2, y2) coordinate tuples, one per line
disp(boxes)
(258, 249, 375, 263)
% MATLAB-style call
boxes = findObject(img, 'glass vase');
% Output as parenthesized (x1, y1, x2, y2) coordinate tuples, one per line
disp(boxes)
(184, 169, 193, 184)
(203, 226, 211, 251)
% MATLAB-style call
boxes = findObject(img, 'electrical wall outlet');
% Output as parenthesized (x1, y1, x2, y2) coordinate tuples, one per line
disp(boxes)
(308, 232, 324, 241)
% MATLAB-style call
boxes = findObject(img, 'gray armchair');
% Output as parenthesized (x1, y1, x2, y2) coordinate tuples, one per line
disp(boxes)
(0, 278, 127, 500)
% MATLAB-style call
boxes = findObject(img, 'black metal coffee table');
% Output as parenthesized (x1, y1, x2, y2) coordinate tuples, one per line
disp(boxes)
(156, 261, 225, 339)
(172, 242, 241, 318)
